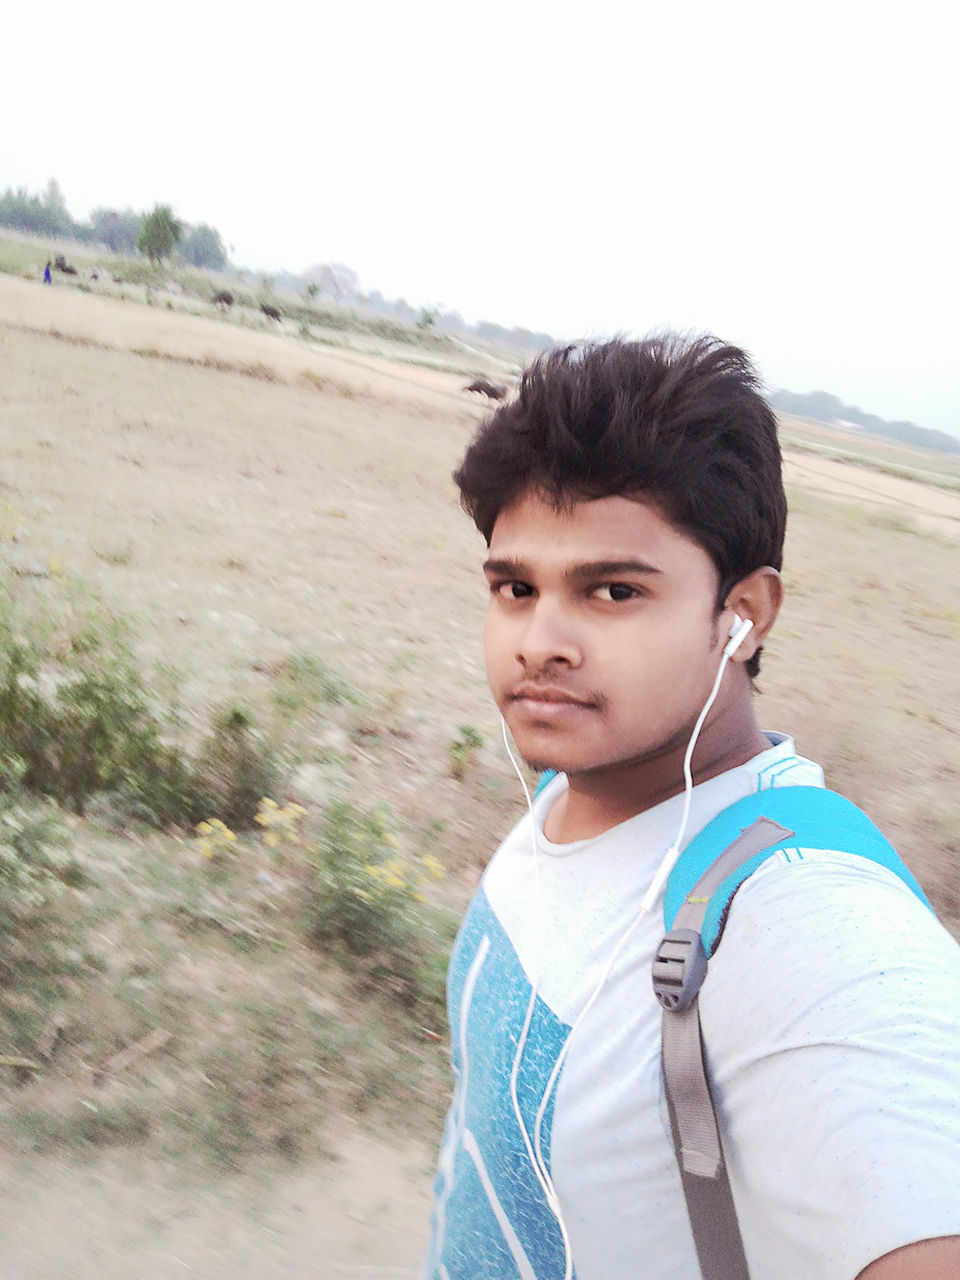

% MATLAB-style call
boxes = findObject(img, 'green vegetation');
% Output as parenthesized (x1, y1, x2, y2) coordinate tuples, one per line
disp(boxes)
(0, 604, 276, 828)
(90, 206, 141, 255)
(178, 223, 228, 270)
(0, 754, 70, 930)
(305, 798, 453, 1019)
(137, 204, 183, 268)
(0, 587, 455, 1168)
(0, 180, 73, 240)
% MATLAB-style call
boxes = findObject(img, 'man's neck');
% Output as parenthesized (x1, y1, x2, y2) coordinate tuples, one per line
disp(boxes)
(542, 709, 770, 844)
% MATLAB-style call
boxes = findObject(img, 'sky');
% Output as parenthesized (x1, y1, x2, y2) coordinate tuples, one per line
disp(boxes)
(4, 0, 958, 437)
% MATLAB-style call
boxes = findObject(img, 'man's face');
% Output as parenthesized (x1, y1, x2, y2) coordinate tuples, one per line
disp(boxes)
(483, 490, 730, 779)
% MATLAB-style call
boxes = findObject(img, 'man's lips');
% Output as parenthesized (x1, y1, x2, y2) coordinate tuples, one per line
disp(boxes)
(509, 684, 596, 708)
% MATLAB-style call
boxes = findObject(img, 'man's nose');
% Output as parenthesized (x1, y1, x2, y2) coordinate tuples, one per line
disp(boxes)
(516, 598, 583, 669)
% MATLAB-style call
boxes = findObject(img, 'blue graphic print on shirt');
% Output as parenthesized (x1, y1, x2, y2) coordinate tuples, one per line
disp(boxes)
(425, 887, 573, 1280)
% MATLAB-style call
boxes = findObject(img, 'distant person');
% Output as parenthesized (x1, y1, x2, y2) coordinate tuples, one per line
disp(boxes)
(421, 335, 960, 1279)
(43, 260, 52, 285)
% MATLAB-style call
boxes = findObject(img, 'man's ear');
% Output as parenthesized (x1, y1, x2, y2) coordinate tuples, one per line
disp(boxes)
(722, 567, 783, 664)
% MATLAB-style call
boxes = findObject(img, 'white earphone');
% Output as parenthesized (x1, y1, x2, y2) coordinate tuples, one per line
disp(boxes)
(724, 612, 754, 658)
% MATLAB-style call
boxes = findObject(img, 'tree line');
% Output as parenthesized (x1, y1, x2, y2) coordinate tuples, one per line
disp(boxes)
(0, 179, 228, 270)
(768, 388, 960, 457)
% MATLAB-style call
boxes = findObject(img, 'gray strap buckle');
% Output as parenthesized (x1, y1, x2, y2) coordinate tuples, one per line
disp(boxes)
(652, 928, 708, 1012)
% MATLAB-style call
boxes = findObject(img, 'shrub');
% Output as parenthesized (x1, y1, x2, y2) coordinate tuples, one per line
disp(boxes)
(0, 616, 200, 822)
(193, 707, 279, 829)
(0, 753, 69, 929)
(0, 610, 283, 828)
(304, 799, 450, 1016)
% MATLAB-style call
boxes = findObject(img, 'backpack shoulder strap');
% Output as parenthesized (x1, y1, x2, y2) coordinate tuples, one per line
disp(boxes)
(653, 785, 933, 1280)
(662, 786, 931, 955)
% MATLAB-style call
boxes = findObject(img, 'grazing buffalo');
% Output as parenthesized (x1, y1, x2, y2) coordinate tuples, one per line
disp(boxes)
(54, 254, 78, 276)
(464, 378, 508, 400)
(212, 290, 234, 307)
(261, 303, 282, 322)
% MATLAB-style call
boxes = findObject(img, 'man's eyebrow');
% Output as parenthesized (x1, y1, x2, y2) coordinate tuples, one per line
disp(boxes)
(567, 559, 662, 579)
(483, 557, 526, 577)
(482, 557, 662, 578)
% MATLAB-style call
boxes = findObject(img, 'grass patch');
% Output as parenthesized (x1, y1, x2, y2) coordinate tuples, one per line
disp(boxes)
(269, 652, 359, 713)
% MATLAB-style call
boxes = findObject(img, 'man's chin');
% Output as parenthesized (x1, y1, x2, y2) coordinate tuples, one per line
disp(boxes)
(505, 724, 603, 778)
(522, 756, 558, 776)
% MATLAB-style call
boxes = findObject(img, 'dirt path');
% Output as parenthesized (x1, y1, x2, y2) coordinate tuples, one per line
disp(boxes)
(0, 1124, 435, 1279)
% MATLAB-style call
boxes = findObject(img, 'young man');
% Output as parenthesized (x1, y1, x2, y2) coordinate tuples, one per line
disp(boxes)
(422, 336, 960, 1280)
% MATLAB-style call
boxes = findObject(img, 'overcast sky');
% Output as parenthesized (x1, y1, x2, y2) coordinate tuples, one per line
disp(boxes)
(4, 0, 957, 436)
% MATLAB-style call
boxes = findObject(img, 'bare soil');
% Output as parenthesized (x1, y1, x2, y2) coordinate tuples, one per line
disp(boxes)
(0, 1124, 434, 1279)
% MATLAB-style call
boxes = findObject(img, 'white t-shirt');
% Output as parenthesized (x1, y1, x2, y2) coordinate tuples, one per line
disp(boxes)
(423, 734, 960, 1280)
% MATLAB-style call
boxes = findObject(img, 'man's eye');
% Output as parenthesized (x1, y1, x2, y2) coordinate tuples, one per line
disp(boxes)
(593, 583, 640, 602)
(494, 581, 533, 599)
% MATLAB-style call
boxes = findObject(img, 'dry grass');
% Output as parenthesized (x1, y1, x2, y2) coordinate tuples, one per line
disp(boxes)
(1, 265, 959, 1186)
(779, 412, 960, 484)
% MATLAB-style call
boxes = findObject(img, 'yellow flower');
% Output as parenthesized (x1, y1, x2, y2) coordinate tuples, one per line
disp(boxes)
(196, 816, 237, 860)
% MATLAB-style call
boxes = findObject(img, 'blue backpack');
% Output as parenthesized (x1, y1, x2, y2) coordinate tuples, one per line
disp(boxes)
(652, 785, 933, 1280)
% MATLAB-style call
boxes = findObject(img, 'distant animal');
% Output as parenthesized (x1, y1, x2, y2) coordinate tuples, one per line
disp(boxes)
(54, 254, 77, 276)
(260, 303, 282, 322)
(212, 290, 234, 307)
(464, 378, 508, 400)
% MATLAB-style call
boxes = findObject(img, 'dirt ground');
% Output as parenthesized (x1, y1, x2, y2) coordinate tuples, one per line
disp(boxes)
(782, 451, 960, 540)
(0, 1124, 435, 1279)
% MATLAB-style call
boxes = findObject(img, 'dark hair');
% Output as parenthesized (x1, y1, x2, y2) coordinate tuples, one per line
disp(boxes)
(453, 333, 786, 678)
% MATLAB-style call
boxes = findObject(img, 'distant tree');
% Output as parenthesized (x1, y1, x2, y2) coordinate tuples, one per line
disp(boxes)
(0, 187, 37, 233)
(0, 179, 74, 238)
(767, 388, 960, 456)
(137, 204, 182, 267)
(90, 207, 142, 255)
(304, 262, 360, 304)
(179, 223, 228, 270)
(41, 179, 72, 237)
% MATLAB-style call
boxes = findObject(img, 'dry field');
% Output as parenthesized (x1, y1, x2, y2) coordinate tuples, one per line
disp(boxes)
(1, 261, 959, 1277)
